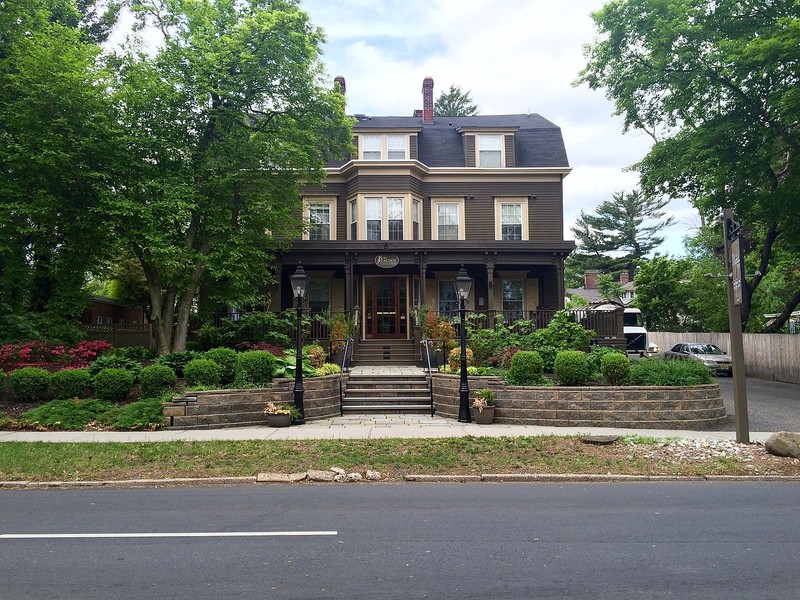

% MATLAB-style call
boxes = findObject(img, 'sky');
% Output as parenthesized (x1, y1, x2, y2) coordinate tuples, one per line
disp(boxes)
(299, 0, 698, 255)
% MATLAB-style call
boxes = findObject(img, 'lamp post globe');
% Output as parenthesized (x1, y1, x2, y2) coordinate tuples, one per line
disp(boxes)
(290, 264, 309, 424)
(454, 265, 472, 423)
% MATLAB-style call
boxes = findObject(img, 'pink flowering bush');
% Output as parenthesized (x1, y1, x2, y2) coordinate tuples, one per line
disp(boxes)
(0, 340, 112, 373)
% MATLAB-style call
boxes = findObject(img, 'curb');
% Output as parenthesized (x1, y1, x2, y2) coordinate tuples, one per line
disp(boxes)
(3, 474, 800, 488)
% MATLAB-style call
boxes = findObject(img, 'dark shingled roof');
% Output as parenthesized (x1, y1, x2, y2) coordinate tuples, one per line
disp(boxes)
(332, 114, 569, 169)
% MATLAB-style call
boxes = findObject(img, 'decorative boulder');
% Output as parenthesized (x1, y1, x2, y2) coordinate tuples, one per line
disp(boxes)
(764, 432, 800, 459)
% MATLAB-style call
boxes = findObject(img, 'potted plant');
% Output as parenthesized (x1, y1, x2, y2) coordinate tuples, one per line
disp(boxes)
(263, 402, 301, 427)
(321, 309, 355, 366)
(471, 387, 496, 424)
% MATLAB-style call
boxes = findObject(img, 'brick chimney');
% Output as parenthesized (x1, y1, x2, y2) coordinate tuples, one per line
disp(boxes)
(334, 75, 346, 97)
(422, 76, 434, 124)
(619, 272, 630, 285)
(584, 270, 600, 290)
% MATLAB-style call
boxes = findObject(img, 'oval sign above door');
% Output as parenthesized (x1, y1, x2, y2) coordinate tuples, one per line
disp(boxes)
(374, 253, 400, 269)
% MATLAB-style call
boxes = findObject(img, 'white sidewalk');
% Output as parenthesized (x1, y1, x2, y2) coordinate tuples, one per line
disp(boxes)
(0, 414, 773, 443)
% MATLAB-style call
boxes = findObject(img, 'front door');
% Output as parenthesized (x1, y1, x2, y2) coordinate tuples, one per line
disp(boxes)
(364, 277, 407, 339)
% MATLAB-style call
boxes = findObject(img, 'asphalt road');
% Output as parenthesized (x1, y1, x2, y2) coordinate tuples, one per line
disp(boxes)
(717, 376, 800, 431)
(2, 483, 799, 599)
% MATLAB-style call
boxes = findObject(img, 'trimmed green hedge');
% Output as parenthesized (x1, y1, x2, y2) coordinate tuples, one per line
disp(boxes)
(630, 358, 713, 386)
(93, 368, 134, 402)
(553, 350, 590, 385)
(50, 368, 91, 399)
(140, 364, 177, 398)
(9, 367, 51, 403)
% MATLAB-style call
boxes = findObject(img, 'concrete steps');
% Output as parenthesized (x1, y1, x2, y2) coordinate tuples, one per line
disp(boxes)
(342, 373, 432, 414)
(354, 339, 417, 366)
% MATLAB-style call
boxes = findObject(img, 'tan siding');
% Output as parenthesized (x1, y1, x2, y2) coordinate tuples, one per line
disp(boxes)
(465, 135, 475, 167)
(504, 134, 515, 167)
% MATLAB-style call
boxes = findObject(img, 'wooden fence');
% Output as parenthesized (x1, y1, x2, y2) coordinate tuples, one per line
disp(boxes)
(649, 332, 800, 384)
(81, 324, 154, 349)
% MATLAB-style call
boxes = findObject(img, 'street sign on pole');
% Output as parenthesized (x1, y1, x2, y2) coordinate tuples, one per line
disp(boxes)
(722, 209, 749, 444)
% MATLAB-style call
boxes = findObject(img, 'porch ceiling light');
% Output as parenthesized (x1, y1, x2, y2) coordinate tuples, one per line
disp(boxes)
(290, 263, 309, 301)
(455, 264, 472, 300)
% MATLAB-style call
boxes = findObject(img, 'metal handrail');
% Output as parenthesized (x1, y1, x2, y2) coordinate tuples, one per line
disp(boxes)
(336, 337, 353, 416)
(420, 338, 441, 416)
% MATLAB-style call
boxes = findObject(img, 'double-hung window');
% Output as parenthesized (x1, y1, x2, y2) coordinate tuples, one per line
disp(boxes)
(308, 280, 330, 311)
(387, 197, 404, 240)
(502, 280, 524, 320)
(303, 198, 336, 240)
(308, 203, 331, 240)
(361, 135, 382, 160)
(359, 134, 408, 160)
(349, 200, 357, 240)
(500, 204, 522, 240)
(436, 203, 460, 240)
(494, 198, 528, 241)
(366, 197, 382, 240)
(478, 134, 503, 167)
(412, 200, 420, 240)
(387, 135, 407, 159)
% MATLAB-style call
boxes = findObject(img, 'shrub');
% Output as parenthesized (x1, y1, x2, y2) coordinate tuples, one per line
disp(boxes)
(630, 358, 713, 386)
(587, 345, 626, 380)
(553, 350, 591, 385)
(303, 344, 326, 368)
(601, 352, 631, 386)
(102, 397, 166, 430)
(93, 368, 134, 402)
(9, 367, 51, 402)
(204, 347, 238, 385)
(154, 350, 203, 377)
(184, 358, 222, 389)
(315, 363, 341, 376)
(497, 346, 523, 369)
(50, 368, 91, 399)
(88, 354, 142, 380)
(534, 345, 559, 373)
(196, 324, 224, 351)
(236, 350, 277, 387)
(505, 351, 547, 386)
(112, 346, 157, 361)
(139, 364, 177, 398)
(20, 398, 111, 430)
(447, 347, 474, 372)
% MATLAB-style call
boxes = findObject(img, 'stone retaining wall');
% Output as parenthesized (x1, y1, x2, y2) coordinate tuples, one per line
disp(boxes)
(164, 375, 343, 428)
(432, 374, 726, 430)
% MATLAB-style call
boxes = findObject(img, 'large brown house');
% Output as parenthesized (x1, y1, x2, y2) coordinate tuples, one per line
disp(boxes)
(270, 77, 575, 346)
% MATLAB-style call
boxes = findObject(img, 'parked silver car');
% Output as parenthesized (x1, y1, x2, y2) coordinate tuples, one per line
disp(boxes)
(663, 342, 733, 376)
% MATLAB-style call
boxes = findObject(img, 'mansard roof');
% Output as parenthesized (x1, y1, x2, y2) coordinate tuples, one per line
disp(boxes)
(344, 113, 569, 169)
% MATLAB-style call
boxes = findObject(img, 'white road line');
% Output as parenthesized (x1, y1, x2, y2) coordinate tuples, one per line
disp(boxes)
(0, 531, 337, 539)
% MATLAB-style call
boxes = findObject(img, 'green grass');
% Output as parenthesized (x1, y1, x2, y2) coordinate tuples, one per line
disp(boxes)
(0, 436, 791, 482)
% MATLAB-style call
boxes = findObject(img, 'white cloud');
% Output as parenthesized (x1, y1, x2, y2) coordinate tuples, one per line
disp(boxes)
(302, 0, 691, 257)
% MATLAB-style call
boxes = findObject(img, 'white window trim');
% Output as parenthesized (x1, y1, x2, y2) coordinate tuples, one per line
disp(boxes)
(302, 197, 337, 241)
(349, 195, 419, 240)
(358, 134, 409, 161)
(494, 197, 529, 241)
(477, 134, 505, 168)
(431, 198, 465, 241)
(501, 279, 525, 313)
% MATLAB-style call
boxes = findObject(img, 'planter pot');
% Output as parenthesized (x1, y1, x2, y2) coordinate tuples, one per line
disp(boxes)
(266, 413, 292, 427)
(472, 405, 495, 424)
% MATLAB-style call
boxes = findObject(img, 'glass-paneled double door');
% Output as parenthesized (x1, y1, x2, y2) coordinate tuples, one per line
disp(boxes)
(364, 277, 408, 339)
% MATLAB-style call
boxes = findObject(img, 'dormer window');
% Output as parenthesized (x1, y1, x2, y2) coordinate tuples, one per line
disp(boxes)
(359, 134, 408, 160)
(478, 134, 503, 167)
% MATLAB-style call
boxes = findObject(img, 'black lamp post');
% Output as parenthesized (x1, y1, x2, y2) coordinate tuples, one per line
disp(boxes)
(455, 265, 472, 422)
(290, 263, 309, 424)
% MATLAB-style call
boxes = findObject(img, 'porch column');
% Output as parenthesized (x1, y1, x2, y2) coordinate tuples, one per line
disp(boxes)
(554, 254, 565, 309)
(345, 253, 353, 310)
(484, 252, 496, 311)
(418, 252, 427, 306)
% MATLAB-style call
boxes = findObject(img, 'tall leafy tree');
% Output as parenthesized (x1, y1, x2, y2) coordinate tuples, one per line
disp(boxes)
(570, 189, 674, 279)
(434, 84, 479, 116)
(110, 0, 353, 354)
(0, 0, 120, 341)
(578, 0, 800, 330)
